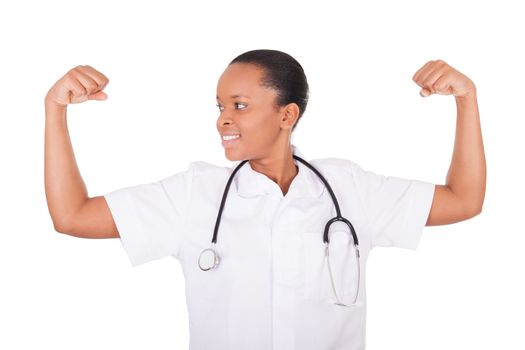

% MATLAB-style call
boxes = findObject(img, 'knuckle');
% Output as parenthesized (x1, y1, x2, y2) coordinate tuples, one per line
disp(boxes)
(63, 75, 75, 84)
(68, 69, 80, 78)
(435, 80, 446, 90)
(85, 81, 97, 91)
(71, 88, 82, 96)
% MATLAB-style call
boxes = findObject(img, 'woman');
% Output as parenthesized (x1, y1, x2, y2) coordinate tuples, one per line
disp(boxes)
(44, 49, 485, 349)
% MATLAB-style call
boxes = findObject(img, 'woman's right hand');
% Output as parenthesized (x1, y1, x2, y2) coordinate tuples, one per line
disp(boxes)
(45, 65, 110, 108)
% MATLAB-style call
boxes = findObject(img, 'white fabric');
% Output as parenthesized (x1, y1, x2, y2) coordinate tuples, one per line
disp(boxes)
(103, 144, 435, 350)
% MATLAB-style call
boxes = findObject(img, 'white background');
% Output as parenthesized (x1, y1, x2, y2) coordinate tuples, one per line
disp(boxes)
(1, 0, 523, 349)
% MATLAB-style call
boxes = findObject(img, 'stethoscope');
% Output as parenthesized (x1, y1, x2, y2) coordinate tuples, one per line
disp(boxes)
(198, 154, 361, 307)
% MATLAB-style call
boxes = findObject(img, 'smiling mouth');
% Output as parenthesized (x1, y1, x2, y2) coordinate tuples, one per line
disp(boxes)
(222, 135, 241, 141)
(221, 135, 241, 147)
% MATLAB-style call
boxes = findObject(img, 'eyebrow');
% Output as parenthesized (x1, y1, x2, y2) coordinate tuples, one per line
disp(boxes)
(216, 94, 251, 100)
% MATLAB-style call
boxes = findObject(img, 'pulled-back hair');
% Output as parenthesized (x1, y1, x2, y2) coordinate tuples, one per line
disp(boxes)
(229, 49, 309, 132)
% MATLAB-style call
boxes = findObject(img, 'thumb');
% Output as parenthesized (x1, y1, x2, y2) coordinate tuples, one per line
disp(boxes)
(419, 88, 431, 97)
(88, 91, 108, 101)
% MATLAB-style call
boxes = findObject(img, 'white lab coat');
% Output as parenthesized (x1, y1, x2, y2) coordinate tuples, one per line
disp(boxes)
(104, 144, 435, 350)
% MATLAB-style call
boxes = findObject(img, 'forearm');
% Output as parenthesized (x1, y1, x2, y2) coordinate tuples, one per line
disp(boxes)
(445, 89, 486, 214)
(44, 101, 89, 231)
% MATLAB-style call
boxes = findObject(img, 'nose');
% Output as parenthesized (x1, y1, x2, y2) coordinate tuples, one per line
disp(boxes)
(217, 111, 233, 128)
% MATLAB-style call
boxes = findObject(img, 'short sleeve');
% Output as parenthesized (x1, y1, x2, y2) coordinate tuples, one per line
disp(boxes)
(350, 161, 435, 250)
(103, 168, 193, 267)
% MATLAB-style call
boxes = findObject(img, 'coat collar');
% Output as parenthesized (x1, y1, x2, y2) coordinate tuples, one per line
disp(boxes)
(233, 144, 325, 198)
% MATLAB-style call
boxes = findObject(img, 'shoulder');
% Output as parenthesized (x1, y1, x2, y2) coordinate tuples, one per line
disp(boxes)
(156, 161, 228, 189)
(185, 161, 232, 192)
(307, 156, 383, 190)
(309, 156, 363, 176)
(154, 161, 229, 201)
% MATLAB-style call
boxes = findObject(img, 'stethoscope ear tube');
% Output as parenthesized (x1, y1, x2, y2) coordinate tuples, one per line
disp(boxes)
(325, 241, 361, 307)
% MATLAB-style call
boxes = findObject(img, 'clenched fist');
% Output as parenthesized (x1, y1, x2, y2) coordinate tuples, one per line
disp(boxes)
(412, 59, 476, 99)
(45, 65, 109, 107)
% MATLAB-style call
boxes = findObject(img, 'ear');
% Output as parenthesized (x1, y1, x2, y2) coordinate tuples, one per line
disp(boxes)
(280, 102, 300, 131)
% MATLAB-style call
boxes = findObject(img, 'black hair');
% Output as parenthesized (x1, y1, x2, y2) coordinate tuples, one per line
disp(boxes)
(229, 49, 309, 132)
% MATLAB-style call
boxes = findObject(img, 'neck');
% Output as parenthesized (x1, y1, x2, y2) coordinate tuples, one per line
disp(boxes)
(248, 144, 298, 196)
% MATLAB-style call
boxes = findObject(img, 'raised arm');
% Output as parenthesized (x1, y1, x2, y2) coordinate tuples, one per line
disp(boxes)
(44, 65, 119, 238)
(412, 59, 486, 226)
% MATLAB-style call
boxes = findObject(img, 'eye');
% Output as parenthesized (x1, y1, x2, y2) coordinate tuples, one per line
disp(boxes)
(216, 103, 247, 112)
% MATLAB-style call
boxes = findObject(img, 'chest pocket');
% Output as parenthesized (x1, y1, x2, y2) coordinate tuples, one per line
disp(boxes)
(301, 230, 360, 303)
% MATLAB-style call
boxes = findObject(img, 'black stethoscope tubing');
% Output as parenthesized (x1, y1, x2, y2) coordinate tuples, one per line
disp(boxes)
(199, 154, 362, 306)
(211, 154, 359, 247)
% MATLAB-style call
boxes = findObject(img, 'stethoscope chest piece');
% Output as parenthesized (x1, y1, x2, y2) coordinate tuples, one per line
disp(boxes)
(198, 246, 220, 271)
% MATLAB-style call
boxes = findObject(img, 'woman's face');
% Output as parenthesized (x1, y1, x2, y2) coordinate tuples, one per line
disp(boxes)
(216, 63, 290, 161)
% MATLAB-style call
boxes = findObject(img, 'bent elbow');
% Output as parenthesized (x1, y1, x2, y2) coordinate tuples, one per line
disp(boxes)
(52, 216, 73, 235)
(475, 204, 483, 216)
(53, 220, 68, 234)
(466, 203, 483, 219)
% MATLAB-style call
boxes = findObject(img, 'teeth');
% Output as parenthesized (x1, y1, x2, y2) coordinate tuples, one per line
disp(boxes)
(223, 135, 240, 140)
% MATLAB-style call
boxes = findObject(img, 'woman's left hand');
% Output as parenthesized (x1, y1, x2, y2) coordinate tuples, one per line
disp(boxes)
(412, 59, 476, 98)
